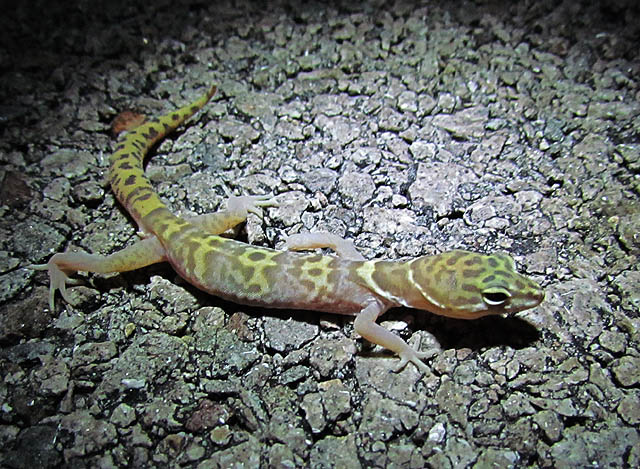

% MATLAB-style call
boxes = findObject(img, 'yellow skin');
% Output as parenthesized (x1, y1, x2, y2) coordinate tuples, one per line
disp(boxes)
(31, 86, 544, 372)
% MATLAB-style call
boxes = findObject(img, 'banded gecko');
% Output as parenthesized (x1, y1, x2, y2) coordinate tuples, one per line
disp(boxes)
(31, 85, 544, 372)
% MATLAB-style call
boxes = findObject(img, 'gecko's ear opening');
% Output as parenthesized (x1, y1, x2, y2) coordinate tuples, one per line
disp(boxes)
(482, 287, 511, 306)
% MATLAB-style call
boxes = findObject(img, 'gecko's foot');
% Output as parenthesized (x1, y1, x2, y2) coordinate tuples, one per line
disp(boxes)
(394, 348, 438, 374)
(29, 260, 74, 312)
(228, 194, 278, 219)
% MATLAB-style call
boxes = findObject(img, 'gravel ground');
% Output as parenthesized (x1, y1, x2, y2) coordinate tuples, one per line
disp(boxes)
(1, 0, 639, 467)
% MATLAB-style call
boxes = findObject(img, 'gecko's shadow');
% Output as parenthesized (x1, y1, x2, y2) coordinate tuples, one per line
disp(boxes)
(413, 312, 541, 351)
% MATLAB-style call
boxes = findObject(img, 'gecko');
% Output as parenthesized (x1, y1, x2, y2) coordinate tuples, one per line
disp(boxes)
(30, 85, 544, 372)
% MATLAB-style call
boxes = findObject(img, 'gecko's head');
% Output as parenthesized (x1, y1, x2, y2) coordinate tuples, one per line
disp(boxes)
(408, 250, 544, 320)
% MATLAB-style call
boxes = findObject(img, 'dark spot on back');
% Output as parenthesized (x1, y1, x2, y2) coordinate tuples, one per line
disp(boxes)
(371, 267, 386, 290)
(241, 265, 255, 282)
(271, 252, 288, 265)
(207, 237, 221, 248)
(248, 251, 267, 262)
(462, 268, 484, 279)
(495, 270, 513, 279)
(446, 252, 465, 266)
(300, 279, 316, 291)
(125, 187, 144, 205)
(464, 256, 482, 266)
(452, 295, 482, 307)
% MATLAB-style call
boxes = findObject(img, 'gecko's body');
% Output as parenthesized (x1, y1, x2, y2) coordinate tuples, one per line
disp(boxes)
(32, 86, 544, 371)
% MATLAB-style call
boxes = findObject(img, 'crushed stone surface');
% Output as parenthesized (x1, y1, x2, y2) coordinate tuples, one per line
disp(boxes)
(1, 0, 639, 467)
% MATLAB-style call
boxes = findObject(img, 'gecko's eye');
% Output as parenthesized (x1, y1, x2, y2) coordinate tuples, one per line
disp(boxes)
(482, 288, 511, 306)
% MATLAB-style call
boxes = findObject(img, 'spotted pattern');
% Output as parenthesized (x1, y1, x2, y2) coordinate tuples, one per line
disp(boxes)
(349, 250, 544, 319)
(104, 85, 542, 322)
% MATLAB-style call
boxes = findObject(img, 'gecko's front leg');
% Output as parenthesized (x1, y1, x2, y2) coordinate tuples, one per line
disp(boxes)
(189, 194, 278, 235)
(354, 301, 434, 373)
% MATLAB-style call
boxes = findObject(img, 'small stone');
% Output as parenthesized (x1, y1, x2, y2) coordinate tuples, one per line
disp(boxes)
(408, 141, 436, 161)
(428, 422, 446, 443)
(598, 330, 627, 354)
(263, 316, 318, 353)
(209, 425, 232, 446)
(533, 410, 563, 442)
(611, 356, 640, 387)
(617, 393, 640, 425)
(398, 90, 418, 113)
(121, 378, 146, 390)
(111, 403, 136, 427)
(72, 341, 117, 367)
(34, 357, 70, 397)
(185, 439, 206, 461)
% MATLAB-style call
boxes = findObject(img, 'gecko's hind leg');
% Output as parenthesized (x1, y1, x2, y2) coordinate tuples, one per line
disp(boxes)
(285, 232, 365, 261)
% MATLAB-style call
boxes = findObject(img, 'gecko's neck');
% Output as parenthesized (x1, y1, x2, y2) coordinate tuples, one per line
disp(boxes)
(350, 259, 438, 311)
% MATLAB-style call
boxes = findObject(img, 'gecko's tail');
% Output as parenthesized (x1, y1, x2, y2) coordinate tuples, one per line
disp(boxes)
(107, 85, 217, 234)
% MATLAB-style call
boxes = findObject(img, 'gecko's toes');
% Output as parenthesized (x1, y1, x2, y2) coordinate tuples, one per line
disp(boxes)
(394, 349, 435, 374)
(29, 259, 76, 312)
(252, 194, 278, 206)
(393, 356, 411, 372)
(228, 194, 278, 218)
(249, 194, 279, 215)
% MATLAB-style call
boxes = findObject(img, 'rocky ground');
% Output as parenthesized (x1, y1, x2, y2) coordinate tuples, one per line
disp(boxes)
(1, 0, 639, 467)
